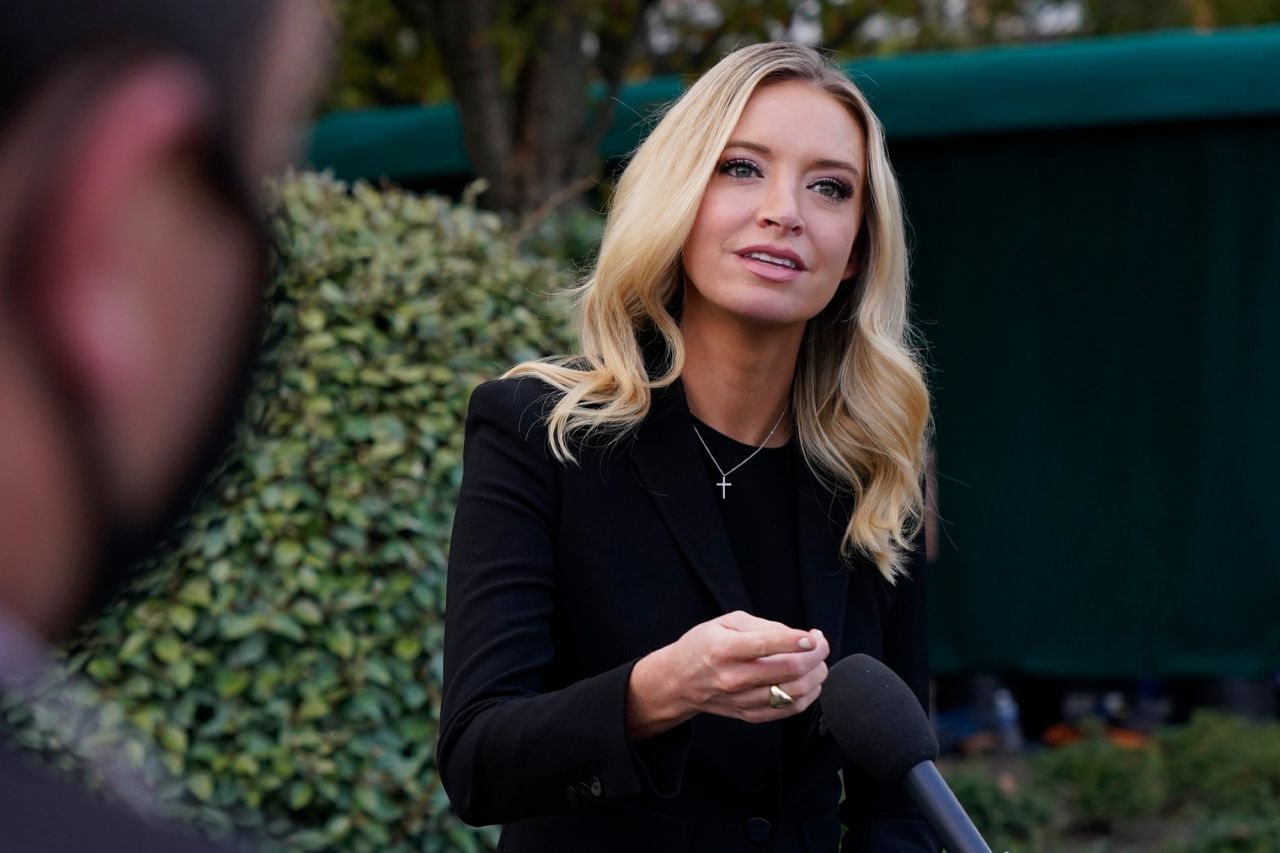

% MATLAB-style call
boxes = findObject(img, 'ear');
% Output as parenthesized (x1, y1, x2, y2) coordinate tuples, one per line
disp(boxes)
(844, 220, 869, 282)
(843, 254, 859, 282)
(30, 59, 212, 411)
(843, 246, 860, 282)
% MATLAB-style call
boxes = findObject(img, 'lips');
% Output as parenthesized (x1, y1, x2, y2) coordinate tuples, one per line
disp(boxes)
(736, 244, 806, 270)
(735, 244, 806, 282)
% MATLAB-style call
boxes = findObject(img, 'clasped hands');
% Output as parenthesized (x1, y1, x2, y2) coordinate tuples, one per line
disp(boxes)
(626, 610, 830, 740)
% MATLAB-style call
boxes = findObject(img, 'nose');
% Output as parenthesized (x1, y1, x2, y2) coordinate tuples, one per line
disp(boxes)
(756, 177, 803, 234)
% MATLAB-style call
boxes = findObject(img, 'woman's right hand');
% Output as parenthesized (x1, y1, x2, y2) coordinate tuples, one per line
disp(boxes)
(625, 610, 830, 740)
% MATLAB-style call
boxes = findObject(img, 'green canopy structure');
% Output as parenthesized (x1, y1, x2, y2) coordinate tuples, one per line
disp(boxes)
(309, 26, 1280, 678)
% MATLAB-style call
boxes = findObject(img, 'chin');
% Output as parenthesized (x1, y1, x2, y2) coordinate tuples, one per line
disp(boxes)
(719, 291, 821, 328)
(686, 274, 831, 332)
(725, 304, 812, 330)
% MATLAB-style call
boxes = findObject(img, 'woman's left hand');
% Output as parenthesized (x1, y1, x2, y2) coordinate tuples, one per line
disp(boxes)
(625, 610, 830, 739)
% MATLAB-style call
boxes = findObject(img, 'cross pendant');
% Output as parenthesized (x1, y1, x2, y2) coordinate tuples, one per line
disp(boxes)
(716, 476, 731, 499)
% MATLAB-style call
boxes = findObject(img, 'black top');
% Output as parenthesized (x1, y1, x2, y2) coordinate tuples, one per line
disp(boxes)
(691, 416, 813, 755)
(690, 416, 804, 631)
(439, 377, 939, 852)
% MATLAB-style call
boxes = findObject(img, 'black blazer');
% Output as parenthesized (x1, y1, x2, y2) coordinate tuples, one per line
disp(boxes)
(438, 375, 938, 853)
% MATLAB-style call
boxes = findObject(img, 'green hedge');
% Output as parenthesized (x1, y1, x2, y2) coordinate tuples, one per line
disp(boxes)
(4, 172, 574, 851)
(1033, 718, 1168, 828)
(943, 764, 1053, 852)
(942, 712, 1280, 852)
(1161, 711, 1280, 819)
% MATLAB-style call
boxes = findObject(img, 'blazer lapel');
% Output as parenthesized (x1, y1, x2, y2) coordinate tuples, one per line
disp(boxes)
(794, 455, 852, 652)
(630, 381, 752, 615)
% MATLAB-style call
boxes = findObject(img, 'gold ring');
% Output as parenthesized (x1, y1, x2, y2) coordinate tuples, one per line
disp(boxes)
(768, 684, 794, 709)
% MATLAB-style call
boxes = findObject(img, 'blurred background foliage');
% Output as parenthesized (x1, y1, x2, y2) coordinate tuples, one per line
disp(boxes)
(942, 712, 1280, 851)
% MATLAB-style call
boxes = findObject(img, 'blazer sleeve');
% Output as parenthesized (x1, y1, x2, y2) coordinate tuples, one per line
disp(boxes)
(436, 379, 692, 827)
(839, 525, 941, 852)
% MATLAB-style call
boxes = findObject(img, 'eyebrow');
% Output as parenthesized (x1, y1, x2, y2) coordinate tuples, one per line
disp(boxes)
(724, 140, 861, 180)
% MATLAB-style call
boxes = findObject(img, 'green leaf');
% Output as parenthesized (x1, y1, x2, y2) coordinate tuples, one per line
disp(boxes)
(188, 773, 214, 802)
(324, 815, 351, 839)
(208, 559, 234, 584)
(200, 529, 226, 559)
(232, 754, 260, 776)
(170, 659, 195, 689)
(273, 540, 304, 568)
(179, 578, 213, 607)
(228, 633, 267, 668)
(118, 631, 148, 662)
(288, 781, 314, 810)
(160, 725, 189, 754)
(86, 658, 119, 682)
(393, 636, 421, 661)
(299, 695, 329, 721)
(325, 630, 355, 659)
(266, 613, 306, 643)
(252, 664, 282, 697)
(169, 604, 198, 634)
(292, 599, 324, 625)
(354, 785, 399, 822)
(153, 634, 183, 664)
(363, 658, 393, 686)
(216, 669, 251, 698)
(401, 682, 427, 710)
(219, 614, 259, 640)
(299, 308, 326, 331)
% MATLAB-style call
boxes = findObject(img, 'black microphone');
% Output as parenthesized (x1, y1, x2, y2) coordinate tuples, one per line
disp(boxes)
(819, 654, 993, 853)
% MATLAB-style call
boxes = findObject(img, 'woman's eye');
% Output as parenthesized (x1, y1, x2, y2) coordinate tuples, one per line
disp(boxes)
(812, 178, 853, 201)
(720, 158, 760, 179)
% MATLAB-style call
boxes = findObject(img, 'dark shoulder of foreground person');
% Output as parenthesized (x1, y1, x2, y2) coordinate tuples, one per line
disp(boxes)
(0, 745, 224, 852)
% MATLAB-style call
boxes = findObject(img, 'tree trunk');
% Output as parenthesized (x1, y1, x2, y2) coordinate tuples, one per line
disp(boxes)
(507, 2, 589, 211)
(398, 0, 655, 213)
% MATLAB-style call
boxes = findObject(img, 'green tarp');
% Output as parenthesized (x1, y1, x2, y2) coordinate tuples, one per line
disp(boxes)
(902, 119, 1280, 677)
(308, 26, 1280, 677)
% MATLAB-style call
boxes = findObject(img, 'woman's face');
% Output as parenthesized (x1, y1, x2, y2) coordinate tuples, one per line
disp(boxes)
(681, 80, 866, 333)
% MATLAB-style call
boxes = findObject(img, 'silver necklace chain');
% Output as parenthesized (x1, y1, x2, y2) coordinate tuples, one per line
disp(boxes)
(691, 404, 789, 499)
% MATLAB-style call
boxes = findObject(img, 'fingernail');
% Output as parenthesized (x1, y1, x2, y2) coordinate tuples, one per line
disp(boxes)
(798, 637, 813, 650)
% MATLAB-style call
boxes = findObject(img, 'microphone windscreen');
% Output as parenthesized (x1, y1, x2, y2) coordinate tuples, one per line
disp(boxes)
(820, 654, 938, 785)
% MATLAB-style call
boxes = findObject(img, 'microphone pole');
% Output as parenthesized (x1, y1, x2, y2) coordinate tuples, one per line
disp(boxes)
(902, 761, 992, 853)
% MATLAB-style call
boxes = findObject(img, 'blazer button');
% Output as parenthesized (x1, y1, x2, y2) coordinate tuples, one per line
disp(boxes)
(588, 777, 602, 798)
(745, 816, 772, 843)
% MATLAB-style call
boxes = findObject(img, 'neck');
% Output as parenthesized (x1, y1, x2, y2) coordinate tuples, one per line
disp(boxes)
(680, 302, 802, 448)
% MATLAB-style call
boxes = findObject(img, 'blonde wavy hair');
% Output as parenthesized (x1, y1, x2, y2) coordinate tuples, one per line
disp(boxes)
(507, 41, 930, 580)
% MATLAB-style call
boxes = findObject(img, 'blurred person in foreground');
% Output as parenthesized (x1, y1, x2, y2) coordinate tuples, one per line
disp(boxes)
(439, 43, 937, 851)
(0, 0, 329, 848)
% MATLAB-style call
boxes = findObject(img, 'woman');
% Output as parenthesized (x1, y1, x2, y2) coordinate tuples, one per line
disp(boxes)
(438, 42, 935, 852)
